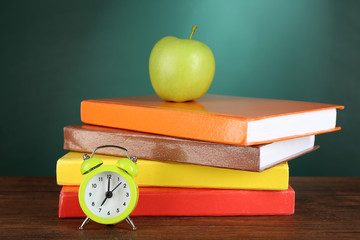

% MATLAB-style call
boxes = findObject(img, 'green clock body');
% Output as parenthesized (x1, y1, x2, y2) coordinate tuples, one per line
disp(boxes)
(78, 165, 139, 225)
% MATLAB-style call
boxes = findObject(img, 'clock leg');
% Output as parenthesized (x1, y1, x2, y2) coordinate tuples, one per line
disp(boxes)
(125, 216, 136, 231)
(79, 217, 90, 230)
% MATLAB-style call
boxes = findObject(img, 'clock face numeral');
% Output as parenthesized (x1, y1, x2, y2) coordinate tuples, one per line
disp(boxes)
(84, 171, 131, 219)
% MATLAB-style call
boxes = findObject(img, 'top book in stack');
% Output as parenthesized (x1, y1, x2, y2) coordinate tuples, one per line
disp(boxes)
(81, 95, 344, 146)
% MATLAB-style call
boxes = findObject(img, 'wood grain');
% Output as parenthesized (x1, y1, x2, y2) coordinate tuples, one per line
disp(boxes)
(0, 177, 359, 239)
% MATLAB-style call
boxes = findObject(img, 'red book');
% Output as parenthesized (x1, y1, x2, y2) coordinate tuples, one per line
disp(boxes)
(59, 186, 295, 217)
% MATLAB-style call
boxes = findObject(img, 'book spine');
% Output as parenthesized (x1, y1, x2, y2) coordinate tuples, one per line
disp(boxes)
(57, 152, 289, 190)
(81, 100, 248, 145)
(59, 186, 295, 217)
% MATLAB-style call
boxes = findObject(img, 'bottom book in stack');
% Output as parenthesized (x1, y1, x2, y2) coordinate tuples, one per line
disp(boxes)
(59, 186, 294, 217)
(57, 152, 295, 217)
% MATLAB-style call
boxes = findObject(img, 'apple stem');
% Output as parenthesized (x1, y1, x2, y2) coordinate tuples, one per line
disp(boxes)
(189, 26, 198, 40)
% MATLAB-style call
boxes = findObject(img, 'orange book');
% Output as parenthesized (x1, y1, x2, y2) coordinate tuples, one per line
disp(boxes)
(81, 95, 344, 146)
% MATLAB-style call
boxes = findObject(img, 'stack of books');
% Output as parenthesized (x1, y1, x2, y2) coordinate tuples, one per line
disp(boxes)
(57, 95, 343, 217)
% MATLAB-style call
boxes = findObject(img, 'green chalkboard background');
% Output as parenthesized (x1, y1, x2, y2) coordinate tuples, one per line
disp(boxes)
(1, 0, 359, 176)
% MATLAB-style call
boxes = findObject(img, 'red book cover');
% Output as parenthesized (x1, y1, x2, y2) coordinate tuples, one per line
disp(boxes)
(59, 186, 295, 217)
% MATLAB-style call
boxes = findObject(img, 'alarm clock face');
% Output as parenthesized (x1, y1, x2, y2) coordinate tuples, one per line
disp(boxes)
(83, 171, 132, 219)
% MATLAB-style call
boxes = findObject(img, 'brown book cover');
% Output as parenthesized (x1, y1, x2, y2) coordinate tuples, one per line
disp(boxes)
(64, 124, 318, 172)
(80, 95, 343, 146)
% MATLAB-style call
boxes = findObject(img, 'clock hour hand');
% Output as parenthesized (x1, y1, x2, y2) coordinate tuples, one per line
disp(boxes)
(110, 182, 122, 193)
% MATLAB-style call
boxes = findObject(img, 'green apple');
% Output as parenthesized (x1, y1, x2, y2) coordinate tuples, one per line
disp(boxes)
(149, 26, 215, 102)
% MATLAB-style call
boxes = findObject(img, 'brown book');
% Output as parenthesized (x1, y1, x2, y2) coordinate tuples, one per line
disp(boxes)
(63, 124, 318, 172)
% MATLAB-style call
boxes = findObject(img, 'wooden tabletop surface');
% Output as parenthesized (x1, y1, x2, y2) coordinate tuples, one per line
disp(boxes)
(0, 177, 359, 239)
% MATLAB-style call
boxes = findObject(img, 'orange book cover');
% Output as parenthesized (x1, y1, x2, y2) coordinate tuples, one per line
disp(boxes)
(81, 95, 344, 146)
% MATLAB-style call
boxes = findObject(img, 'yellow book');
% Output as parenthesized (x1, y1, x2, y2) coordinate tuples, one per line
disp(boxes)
(56, 152, 289, 190)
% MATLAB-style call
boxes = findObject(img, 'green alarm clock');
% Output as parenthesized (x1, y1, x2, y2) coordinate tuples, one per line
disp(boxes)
(78, 145, 139, 230)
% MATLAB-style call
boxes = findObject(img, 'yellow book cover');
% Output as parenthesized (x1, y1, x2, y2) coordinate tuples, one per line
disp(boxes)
(56, 152, 289, 190)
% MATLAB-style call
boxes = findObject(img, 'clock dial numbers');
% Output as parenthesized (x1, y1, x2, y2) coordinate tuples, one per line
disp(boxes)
(84, 171, 131, 218)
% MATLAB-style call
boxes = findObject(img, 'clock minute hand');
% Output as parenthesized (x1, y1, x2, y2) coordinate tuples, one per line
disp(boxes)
(100, 177, 112, 207)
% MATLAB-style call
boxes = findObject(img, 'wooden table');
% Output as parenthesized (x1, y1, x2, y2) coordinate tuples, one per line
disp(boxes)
(0, 177, 359, 239)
